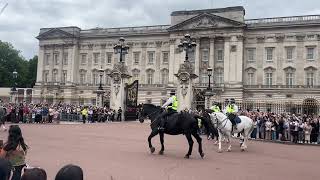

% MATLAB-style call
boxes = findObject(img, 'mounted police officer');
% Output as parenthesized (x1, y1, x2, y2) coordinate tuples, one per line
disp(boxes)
(223, 98, 239, 131)
(158, 90, 179, 131)
(210, 101, 221, 113)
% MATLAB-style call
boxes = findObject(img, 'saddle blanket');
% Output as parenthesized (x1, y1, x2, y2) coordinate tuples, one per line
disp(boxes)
(234, 116, 241, 124)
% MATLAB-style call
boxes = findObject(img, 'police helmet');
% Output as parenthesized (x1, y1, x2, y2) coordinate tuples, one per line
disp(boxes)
(230, 98, 236, 104)
(225, 99, 229, 104)
(213, 101, 219, 106)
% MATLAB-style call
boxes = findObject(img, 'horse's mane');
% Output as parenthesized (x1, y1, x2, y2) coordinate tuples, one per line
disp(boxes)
(213, 112, 227, 119)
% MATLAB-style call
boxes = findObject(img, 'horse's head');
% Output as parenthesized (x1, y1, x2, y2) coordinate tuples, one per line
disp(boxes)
(138, 104, 162, 123)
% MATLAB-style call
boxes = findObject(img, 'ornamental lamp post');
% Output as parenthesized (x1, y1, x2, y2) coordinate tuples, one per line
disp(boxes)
(178, 34, 197, 62)
(11, 69, 18, 103)
(98, 66, 104, 91)
(113, 37, 130, 63)
(207, 67, 213, 90)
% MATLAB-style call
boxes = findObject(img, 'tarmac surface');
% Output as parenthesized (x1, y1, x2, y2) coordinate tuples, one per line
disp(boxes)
(0, 122, 319, 180)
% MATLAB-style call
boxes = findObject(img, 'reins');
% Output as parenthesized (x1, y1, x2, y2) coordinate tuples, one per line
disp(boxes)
(212, 114, 228, 130)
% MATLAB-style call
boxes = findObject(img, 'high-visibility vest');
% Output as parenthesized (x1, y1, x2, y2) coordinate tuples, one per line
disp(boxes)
(168, 96, 178, 111)
(226, 105, 235, 113)
(211, 105, 220, 112)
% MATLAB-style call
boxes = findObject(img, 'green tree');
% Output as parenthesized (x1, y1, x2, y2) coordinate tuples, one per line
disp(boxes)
(0, 40, 37, 88)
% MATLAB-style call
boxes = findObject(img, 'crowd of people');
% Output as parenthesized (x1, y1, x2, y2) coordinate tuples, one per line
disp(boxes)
(0, 102, 126, 126)
(0, 125, 84, 180)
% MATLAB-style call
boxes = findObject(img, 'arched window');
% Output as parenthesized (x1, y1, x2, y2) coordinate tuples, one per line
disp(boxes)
(52, 69, 58, 82)
(161, 69, 169, 84)
(264, 67, 276, 86)
(92, 70, 99, 85)
(105, 69, 111, 85)
(215, 68, 224, 85)
(305, 66, 317, 87)
(146, 69, 154, 84)
(132, 69, 140, 81)
(284, 67, 295, 87)
(79, 69, 87, 85)
(245, 67, 256, 86)
(43, 70, 49, 83)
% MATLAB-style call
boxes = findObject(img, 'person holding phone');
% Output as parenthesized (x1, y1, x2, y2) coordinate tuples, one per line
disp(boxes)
(0, 125, 28, 180)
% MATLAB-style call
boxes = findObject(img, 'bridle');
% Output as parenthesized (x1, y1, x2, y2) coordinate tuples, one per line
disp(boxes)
(212, 113, 228, 130)
(140, 108, 162, 125)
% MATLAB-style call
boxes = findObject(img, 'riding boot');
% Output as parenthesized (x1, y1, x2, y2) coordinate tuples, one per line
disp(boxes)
(158, 117, 165, 131)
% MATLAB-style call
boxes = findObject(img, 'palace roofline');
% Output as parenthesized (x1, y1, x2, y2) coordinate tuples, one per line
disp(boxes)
(171, 6, 245, 16)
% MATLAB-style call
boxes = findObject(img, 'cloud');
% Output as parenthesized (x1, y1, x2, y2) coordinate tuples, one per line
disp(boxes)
(1, 0, 320, 59)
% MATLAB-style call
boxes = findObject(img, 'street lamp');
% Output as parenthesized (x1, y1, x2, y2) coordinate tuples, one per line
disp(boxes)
(178, 34, 197, 62)
(113, 37, 130, 63)
(207, 67, 213, 90)
(98, 66, 104, 91)
(11, 69, 18, 103)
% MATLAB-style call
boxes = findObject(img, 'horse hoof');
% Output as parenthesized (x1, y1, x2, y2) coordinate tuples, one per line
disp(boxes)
(200, 152, 205, 158)
(184, 155, 190, 159)
(158, 151, 164, 155)
(227, 149, 231, 152)
(217, 149, 223, 153)
(150, 147, 155, 154)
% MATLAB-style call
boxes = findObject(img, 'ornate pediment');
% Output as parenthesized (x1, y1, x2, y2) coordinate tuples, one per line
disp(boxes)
(36, 28, 75, 40)
(168, 13, 245, 31)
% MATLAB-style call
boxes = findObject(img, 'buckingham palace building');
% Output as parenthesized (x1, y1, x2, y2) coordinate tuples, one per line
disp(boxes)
(33, 6, 320, 113)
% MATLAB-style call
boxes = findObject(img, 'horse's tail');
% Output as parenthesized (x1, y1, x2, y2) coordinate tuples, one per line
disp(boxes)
(194, 115, 214, 136)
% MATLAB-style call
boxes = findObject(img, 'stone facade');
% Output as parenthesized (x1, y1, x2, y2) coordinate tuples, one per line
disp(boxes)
(34, 6, 320, 110)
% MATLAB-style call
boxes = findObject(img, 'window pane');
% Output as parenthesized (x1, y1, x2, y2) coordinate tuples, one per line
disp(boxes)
(202, 49, 209, 62)
(134, 52, 140, 64)
(217, 50, 224, 62)
(148, 52, 154, 63)
(63, 53, 68, 65)
(247, 48, 255, 62)
(107, 53, 112, 64)
(81, 54, 87, 64)
(286, 47, 293, 60)
(307, 48, 314, 60)
(163, 52, 169, 63)
(93, 53, 100, 64)
(45, 54, 50, 65)
(266, 48, 273, 61)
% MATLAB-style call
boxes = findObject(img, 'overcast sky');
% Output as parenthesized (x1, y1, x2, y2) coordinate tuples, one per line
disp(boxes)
(1, 0, 320, 59)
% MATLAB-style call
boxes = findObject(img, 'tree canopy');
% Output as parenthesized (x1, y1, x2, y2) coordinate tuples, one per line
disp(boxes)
(0, 40, 37, 88)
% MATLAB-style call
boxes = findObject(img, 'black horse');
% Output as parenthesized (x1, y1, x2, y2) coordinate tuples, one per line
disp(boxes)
(138, 104, 213, 159)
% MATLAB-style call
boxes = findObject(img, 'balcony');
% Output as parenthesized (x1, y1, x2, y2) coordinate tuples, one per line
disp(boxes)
(244, 85, 320, 89)
(246, 15, 320, 27)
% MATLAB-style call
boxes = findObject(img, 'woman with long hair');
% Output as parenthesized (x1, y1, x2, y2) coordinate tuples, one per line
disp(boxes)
(0, 125, 28, 180)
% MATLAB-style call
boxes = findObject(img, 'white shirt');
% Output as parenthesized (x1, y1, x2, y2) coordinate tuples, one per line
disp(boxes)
(223, 104, 239, 114)
(162, 96, 174, 108)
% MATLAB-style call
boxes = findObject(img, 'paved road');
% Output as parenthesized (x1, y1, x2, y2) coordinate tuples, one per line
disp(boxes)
(0, 122, 319, 180)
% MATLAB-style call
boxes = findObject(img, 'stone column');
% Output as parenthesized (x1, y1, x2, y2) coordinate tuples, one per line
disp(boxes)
(175, 62, 198, 111)
(168, 39, 176, 85)
(223, 37, 231, 86)
(209, 37, 215, 68)
(109, 62, 131, 121)
(36, 45, 44, 84)
(194, 39, 200, 83)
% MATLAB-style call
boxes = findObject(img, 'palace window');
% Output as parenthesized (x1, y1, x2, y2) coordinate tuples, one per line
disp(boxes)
(79, 70, 86, 85)
(246, 48, 256, 62)
(247, 73, 254, 85)
(62, 70, 67, 83)
(52, 69, 58, 82)
(106, 53, 112, 64)
(105, 70, 111, 85)
(265, 72, 273, 86)
(306, 72, 314, 87)
(266, 47, 274, 62)
(217, 49, 224, 62)
(286, 47, 294, 61)
(133, 52, 140, 64)
(63, 53, 68, 65)
(132, 69, 140, 81)
(286, 73, 294, 86)
(146, 69, 154, 84)
(45, 53, 50, 65)
(43, 71, 49, 83)
(202, 49, 209, 62)
(306, 47, 315, 60)
(54, 52, 59, 65)
(81, 53, 87, 65)
(161, 69, 169, 84)
(93, 53, 100, 65)
(162, 52, 169, 64)
(215, 68, 224, 85)
(148, 51, 155, 64)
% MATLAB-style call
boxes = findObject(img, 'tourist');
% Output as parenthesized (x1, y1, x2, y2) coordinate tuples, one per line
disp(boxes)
(265, 118, 272, 140)
(117, 107, 122, 121)
(0, 102, 7, 131)
(55, 164, 83, 180)
(21, 167, 47, 180)
(0, 158, 12, 180)
(304, 122, 312, 144)
(0, 125, 28, 180)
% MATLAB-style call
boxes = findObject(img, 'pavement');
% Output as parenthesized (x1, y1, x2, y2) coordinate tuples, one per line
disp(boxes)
(0, 122, 319, 180)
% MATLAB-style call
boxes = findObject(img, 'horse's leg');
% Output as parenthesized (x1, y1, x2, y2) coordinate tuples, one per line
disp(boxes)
(192, 132, 204, 158)
(158, 132, 164, 155)
(184, 133, 194, 159)
(241, 129, 249, 151)
(218, 131, 223, 153)
(148, 130, 159, 154)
